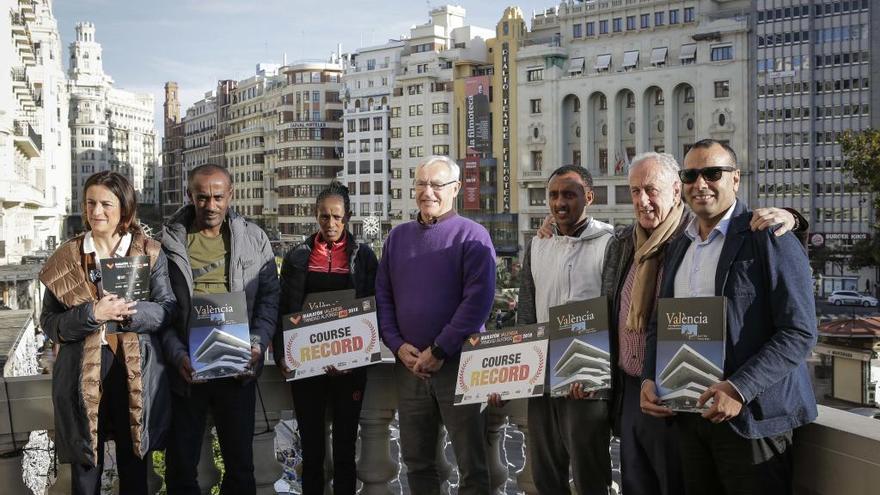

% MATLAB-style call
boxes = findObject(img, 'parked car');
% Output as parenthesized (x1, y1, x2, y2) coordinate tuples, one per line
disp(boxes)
(827, 290, 878, 307)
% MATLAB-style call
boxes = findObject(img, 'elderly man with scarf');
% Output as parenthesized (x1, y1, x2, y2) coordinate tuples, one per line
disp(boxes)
(600, 152, 804, 495)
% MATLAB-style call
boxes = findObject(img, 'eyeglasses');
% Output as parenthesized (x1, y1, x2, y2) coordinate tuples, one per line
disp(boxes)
(678, 166, 737, 184)
(414, 180, 458, 191)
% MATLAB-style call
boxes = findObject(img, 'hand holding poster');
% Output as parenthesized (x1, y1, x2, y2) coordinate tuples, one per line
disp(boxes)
(548, 297, 611, 397)
(454, 324, 548, 406)
(655, 296, 726, 412)
(282, 296, 381, 380)
(188, 291, 252, 381)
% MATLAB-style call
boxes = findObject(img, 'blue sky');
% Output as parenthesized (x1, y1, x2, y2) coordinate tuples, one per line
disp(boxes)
(54, 0, 554, 128)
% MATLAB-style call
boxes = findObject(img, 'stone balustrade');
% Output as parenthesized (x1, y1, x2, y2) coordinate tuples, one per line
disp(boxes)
(1, 364, 879, 494)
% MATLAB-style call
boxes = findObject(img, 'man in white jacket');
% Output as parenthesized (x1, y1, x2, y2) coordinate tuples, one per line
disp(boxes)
(495, 165, 613, 494)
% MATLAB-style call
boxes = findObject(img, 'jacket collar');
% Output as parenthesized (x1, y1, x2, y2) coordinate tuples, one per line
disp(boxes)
(660, 200, 751, 297)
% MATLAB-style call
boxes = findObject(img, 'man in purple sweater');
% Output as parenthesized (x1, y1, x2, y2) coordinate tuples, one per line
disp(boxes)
(376, 155, 496, 495)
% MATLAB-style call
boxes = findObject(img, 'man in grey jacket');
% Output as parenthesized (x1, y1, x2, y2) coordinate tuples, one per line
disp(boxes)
(494, 165, 614, 494)
(160, 164, 279, 495)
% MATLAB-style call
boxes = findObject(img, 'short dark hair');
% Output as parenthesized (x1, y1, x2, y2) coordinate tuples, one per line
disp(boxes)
(188, 164, 232, 189)
(548, 165, 593, 188)
(690, 139, 738, 167)
(316, 181, 351, 215)
(82, 171, 140, 235)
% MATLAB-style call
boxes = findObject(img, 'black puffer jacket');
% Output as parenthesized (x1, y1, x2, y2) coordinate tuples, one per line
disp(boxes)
(273, 232, 378, 366)
(40, 233, 176, 466)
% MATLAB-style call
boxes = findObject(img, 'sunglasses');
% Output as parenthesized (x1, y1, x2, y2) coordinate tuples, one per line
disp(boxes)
(678, 166, 737, 184)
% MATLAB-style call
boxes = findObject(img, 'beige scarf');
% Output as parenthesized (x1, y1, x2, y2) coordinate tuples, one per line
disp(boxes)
(625, 201, 685, 333)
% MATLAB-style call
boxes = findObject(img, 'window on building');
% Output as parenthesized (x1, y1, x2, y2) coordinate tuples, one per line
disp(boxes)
(623, 50, 639, 70)
(586, 22, 595, 36)
(683, 86, 695, 103)
(714, 80, 730, 98)
(408, 104, 423, 116)
(710, 45, 733, 61)
(594, 54, 612, 72)
(373, 117, 383, 130)
(390, 127, 401, 138)
(669, 9, 679, 24)
(529, 188, 546, 207)
(530, 99, 542, 114)
(613, 18, 622, 32)
(374, 159, 383, 173)
(573, 23, 583, 38)
(680, 43, 697, 64)
(527, 67, 544, 82)
(432, 145, 450, 155)
(432, 124, 449, 135)
(599, 20, 608, 34)
(409, 126, 423, 137)
(360, 160, 370, 173)
(373, 138, 384, 151)
(409, 146, 424, 158)
(655, 11, 665, 26)
(641, 13, 650, 28)
(568, 57, 585, 76)
(390, 107, 400, 117)
(650, 47, 668, 66)
(432, 102, 449, 114)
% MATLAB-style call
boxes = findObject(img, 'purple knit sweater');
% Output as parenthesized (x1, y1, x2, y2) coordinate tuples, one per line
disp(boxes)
(375, 213, 496, 358)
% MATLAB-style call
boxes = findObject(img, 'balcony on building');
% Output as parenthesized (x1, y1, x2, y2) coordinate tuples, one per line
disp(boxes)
(518, 33, 565, 59)
(12, 120, 42, 158)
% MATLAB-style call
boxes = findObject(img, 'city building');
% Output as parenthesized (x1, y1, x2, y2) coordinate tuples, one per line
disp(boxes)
(340, 39, 406, 240)
(161, 81, 185, 218)
(274, 60, 344, 240)
(0, 0, 70, 263)
(453, 6, 528, 258)
(68, 22, 159, 232)
(221, 64, 281, 231)
(388, 5, 495, 225)
(751, 0, 878, 294)
(516, 0, 750, 250)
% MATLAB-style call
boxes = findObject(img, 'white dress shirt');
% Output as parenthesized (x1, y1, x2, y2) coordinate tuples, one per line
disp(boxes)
(673, 201, 737, 298)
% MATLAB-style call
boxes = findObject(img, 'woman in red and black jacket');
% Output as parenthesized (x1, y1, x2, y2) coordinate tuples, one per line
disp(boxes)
(274, 181, 378, 495)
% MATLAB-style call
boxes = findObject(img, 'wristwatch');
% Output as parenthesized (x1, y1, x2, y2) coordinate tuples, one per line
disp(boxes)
(430, 343, 447, 360)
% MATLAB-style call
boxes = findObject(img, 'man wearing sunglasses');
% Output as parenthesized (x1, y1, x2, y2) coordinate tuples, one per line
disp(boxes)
(640, 139, 817, 495)
(376, 155, 496, 494)
(601, 151, 802, 495)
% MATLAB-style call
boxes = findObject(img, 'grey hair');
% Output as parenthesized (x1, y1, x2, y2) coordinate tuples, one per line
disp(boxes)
(416, 155, 461, 181)
(629, 152, 680, 185)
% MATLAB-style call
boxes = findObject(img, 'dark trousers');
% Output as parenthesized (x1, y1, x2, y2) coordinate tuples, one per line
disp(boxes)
(394, 360, 490, 495)
(527, 395, 611, 495)
(165, 379, 257, 495)
(291, 367, 367, 495)
(675, 414, 794, 495)
(619, 373, 683, 495)
(72, 346, 147, 495)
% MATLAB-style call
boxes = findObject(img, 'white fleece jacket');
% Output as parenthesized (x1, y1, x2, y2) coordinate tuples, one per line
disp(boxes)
(529, 218, 614, 323)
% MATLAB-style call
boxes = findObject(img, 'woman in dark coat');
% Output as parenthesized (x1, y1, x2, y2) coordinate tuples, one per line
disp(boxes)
(274, 182, 378, 495)
(39, 171, 175, 495)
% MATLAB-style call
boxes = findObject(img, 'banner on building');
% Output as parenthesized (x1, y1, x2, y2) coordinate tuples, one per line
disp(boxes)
(464, 76, 491, 155)
(463, 155, 480, 211)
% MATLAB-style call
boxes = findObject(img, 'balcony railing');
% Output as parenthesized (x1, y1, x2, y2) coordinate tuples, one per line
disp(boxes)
(12, 120, 41, 157)
(0, 361, 878, 495)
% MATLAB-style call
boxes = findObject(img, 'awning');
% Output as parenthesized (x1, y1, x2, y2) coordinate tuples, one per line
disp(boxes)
(594, 54, 611, 70)
(650, 47, 668, 65)
(568, 57, 585, 73)
(623, 50, 639, 69)
(679, 43, 697, 61)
